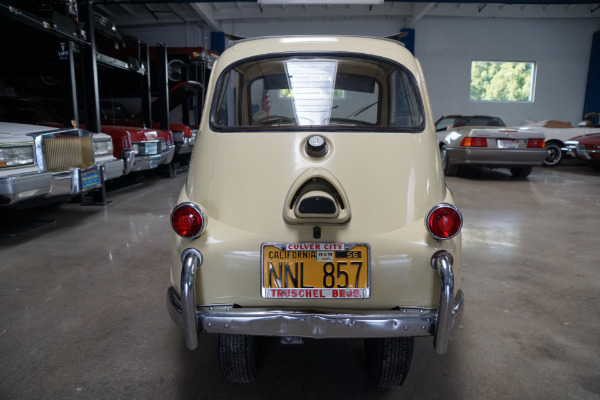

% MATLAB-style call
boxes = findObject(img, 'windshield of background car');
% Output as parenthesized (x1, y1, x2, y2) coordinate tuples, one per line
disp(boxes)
(211, 55, 424, 131)
(436, 116, 505, 130)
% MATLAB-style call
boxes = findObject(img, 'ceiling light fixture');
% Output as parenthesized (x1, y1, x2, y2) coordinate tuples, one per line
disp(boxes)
(258, 0, 384, 5)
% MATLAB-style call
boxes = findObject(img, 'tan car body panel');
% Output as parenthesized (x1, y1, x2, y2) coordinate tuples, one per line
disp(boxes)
(170, 36, 461, 310)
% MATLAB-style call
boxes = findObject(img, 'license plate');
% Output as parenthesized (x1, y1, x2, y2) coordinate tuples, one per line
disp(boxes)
(497, 139, 517, 148)
(81, 168, 101, 191)
(261, 243, 370, 299)
(145, 142, 158, 155)
(150, 159, 159, 169)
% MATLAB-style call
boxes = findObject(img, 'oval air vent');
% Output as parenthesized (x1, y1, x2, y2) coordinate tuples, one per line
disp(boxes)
(295, 191, 339, 218)
(283, 168, 351, 225)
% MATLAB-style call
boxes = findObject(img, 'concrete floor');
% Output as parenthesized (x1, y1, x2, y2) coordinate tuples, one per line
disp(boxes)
(1, 163, 599, 400)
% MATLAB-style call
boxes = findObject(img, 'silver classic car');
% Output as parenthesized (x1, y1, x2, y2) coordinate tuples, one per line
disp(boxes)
(0, 122, 123, 208)
(435, 115, 546, 177)
(168, 35, 464, 387)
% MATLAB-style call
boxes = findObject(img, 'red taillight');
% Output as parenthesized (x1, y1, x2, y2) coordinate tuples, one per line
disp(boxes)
(460, 137, 487, 147)
(171, 203, 206, 239)
(426, 204, 462, 240)
(527, 138, 545, 148)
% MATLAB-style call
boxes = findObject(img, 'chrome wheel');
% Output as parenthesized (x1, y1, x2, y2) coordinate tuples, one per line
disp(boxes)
(544, 142, 562, 167)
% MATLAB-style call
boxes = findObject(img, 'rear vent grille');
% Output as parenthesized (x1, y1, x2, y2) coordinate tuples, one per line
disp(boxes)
(43, 137, 95, 172)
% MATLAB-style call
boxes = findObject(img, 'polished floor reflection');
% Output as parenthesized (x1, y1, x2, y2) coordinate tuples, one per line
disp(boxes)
(1, 163, 599, 399)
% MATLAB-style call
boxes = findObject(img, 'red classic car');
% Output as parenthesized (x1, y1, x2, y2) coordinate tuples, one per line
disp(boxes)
(0, 96, 174, 174)
(566, 132, 600, 169)
(99, 125, 174, 173)
(101, 81, 202, 160)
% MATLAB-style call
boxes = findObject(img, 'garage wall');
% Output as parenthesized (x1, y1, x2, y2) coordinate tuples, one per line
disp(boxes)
(125, 16, 600, 127)
(415, 17, 599, 126)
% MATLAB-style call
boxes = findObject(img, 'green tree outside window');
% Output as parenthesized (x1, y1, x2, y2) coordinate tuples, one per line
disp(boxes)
(470, 61, 535, 102)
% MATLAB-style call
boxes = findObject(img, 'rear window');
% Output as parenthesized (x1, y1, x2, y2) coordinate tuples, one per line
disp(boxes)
(211, 54, 424, 131)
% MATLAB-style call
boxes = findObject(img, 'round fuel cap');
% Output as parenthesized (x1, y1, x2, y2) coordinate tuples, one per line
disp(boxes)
(306, 135, 328, 157)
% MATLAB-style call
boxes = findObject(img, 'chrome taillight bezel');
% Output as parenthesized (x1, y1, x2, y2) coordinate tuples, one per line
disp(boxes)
(426, 203, 463, 240)
(171, 202, 207, 240)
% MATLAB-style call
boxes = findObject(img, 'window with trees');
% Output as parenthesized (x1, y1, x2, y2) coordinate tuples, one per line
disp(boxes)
(470, 61, 536, 102)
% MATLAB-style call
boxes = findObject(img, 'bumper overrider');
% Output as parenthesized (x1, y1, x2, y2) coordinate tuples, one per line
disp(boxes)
(167, 249, 464, 355)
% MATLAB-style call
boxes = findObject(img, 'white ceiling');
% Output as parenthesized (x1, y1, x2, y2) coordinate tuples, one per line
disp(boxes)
(95, 1, 600, 32)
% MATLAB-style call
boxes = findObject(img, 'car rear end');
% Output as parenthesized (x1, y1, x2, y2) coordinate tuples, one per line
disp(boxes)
(566, 133, 600, 165)
(167, 36, 464, 386)
(448, 127, 546, 167)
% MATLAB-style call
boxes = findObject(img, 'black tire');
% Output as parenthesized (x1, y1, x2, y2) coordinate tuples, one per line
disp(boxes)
(440, 145, 458, 176)
(544, 142, 563, 167)
(365, 337, 414, 388)
(217, 334, 262, 383)
(510, 166, 533, 178)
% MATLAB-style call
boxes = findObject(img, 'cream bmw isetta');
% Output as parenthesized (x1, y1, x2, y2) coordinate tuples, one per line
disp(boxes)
(168, 35, 464, 387)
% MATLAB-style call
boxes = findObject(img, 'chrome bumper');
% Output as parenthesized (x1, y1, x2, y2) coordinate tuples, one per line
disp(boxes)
(160, 145, 176, 165)
(167, 249, 464, 354)
(175, 138, 194, 155)
(99, 158, 125, 181)
(128, 145, 175, 172)
(447, 147, 546, 166)
(0, 164, 104, 206)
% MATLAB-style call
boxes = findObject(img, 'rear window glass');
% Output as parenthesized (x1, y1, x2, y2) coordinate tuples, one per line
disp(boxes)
(211, 54, 424, 131)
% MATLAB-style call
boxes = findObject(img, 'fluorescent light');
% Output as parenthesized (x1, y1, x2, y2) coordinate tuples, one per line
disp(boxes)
(280, 37, 339, 43)
(258, 0, 384, 5)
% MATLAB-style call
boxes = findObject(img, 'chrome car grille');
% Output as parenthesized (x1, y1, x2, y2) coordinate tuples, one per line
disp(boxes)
(43, 137, 95, 172)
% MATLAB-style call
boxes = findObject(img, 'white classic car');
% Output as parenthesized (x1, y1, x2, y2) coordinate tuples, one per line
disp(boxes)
(520, 118, 600, 166)
(0, 122, 124, 208)
(167, 35, 464, 387)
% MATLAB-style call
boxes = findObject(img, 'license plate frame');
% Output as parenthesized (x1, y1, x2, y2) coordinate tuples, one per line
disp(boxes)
(261, 242, 370, 299)
(497, 139, 517, 149)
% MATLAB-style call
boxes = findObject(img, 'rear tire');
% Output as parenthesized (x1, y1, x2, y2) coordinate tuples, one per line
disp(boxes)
(217, 334, 262, 383)
(544, 142, 563, 167)
(365, 337, 414, 388)
(440, 145, 458, 176)
(510, 166, 533, 178)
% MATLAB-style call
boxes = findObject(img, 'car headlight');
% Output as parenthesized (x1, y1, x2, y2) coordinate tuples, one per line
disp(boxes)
(93, 139, 114, 156)
(131, 143, 140, 154)
(0, 144, 35, 168)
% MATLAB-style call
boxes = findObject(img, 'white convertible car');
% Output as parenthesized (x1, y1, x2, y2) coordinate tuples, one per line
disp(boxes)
(520, 118, 600, 166)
